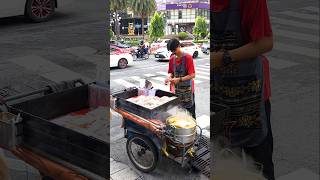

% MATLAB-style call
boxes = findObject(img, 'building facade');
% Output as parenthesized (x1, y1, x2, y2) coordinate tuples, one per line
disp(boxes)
(156, 0, 210, 34)
(111, 0, 209, 36)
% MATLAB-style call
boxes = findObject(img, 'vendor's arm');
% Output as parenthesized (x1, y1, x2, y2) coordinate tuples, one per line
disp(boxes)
(212, 37, 273, 67)
(212, 0, 273, 68)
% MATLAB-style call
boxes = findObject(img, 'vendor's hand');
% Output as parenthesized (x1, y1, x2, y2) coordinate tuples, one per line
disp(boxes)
(212, 51, 224, 69)
(165, 77, 171, 85)
(170, 78, 180, 85)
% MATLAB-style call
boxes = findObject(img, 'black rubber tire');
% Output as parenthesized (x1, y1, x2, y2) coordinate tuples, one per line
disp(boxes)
(126, 134, 158, 173)
(118, 58, 128, 69)
(193, 51, 199, 58)
(25, 0, 55, 22)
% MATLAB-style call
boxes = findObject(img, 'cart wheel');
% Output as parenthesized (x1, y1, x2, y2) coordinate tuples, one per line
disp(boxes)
(126, 134, 158, 173)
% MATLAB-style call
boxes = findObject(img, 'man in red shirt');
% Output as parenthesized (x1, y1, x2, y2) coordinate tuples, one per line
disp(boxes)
(211, 0, 274, 179)
(165, 39, 196, 119)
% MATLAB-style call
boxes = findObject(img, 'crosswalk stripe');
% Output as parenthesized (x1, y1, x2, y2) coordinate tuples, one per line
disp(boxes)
(302, 6, 320, 13)
(194, 79, 203, 84)
(279, 11, 319, 21)
(152, 76, 166, 82)
(197, 71, 210, 75)
(196, 74, 210, 80)
(128, 76, 169, 91)
(268, 57, 299, 69)
(8, 55, 92, 83)
(196, 67, 210, 71)
(113, 79, 136, 88)
(205, 63, 210, 66)
(198, 65, 210, 68)
(154, 74, 203, 84)
(271, 17, 319, 30)
(273, 28, 319, 43)
(156, 71, 206, 83)
(144, 74, 155, 77)
(157, 72, 168, 76)
(274, 42, 319, 58)
(148, 80, 170, 91)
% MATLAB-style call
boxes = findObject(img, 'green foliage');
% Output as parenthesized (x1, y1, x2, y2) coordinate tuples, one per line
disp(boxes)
(193, 16, 208, 40)
(129, 0, 157, 37)
(124, 40, 140, 46)
(178, 32, 188, 40)
(149, 12, 165, 41)
(193, 40, 209, 43)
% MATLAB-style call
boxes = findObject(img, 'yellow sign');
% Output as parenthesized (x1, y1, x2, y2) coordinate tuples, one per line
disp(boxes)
(128, 23, 135, 35)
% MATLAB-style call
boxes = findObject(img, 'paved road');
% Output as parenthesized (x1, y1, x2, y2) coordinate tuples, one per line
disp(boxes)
(266, 1, 319, 179)
(0, 0, 318, 179)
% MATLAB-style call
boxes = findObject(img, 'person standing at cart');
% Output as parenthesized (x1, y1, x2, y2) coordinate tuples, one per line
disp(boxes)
(211, 0, 274, 179)
(165, 38, 196, 119)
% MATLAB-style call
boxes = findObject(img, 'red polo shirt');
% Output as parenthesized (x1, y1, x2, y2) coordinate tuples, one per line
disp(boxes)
(168, 53, 195, 94)
(212, 0, 272, 100)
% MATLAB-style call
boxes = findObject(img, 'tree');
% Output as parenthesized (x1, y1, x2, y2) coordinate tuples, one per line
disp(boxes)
(178, 32, 188, 40)
(149, 12, 165, 42)
(108, 29, 114, 40)
(130, 0, 157, 39)
(193, 16, 208, 40)
(110, 0, 128, 38)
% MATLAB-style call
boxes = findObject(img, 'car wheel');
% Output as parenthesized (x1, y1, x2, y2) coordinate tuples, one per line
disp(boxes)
(118, 58, 128, 69)
(193, 51, 199, 58)
(26, 0, 55, 22)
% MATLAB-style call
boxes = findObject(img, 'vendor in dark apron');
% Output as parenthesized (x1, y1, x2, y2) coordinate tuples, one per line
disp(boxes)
(166, 39, 196, 119)
(211, 0, 274, 179)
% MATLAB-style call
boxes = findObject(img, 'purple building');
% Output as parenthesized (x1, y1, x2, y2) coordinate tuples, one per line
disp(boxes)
(155, 0, 209, 34)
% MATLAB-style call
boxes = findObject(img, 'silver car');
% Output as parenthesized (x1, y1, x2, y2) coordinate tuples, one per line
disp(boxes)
(201, 42, 210, 55)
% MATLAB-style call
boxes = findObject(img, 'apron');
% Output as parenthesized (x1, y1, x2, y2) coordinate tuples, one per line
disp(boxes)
(211, 0, 268, 147)
(173, 53, 194, 109)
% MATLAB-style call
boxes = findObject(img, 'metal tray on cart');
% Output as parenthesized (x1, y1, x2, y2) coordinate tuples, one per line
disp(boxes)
(5, 83, 109, 178)
(113, 88, 180, 119)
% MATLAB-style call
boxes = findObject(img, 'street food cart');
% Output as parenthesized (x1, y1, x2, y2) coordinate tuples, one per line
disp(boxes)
(111, 87, 211, 178)
(0, 80, 108, 180)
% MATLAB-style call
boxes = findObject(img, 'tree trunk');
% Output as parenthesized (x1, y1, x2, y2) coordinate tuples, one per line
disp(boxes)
(141, 13, 145, 39)
(115, 11, 120, 39)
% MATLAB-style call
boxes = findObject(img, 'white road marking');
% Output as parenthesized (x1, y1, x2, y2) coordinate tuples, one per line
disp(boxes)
(271, 17, 319, 30)
(196, 74, 210, 80)
(196, 115, 210, 130)
(157, 72, 168, 76)
(279, 11, 319, 21)
(8, 55, 92, 83)
(144, 73, 156, 77)
(198, 64, 211, 68)
(197, 71, 210, 76)
(113, 79, 136, 88)
(196, 67, 210, 71)
(152, 76, 166, 82)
